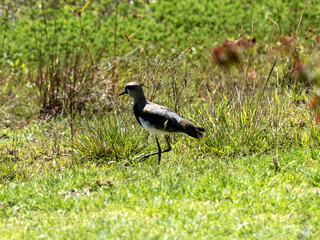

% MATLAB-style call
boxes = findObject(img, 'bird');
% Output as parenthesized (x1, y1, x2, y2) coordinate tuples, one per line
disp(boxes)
(119, 82, 205, 165)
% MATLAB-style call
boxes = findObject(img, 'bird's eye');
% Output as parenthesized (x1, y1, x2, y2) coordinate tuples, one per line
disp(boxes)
(126, 86, 133, 91)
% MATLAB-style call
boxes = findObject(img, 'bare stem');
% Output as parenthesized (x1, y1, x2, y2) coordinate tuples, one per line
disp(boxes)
(296, 0, 309, 38)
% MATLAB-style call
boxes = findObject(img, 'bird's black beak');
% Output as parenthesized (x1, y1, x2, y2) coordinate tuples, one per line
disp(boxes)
(119, 90, 127, 96)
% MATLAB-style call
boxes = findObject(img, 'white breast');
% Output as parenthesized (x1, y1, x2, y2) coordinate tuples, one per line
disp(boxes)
(139, 117, 167, 135)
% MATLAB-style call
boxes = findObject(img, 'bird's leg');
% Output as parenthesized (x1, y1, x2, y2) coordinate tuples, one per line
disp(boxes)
(155, 136, 161, 165)
(138, 135, 172, 164)
(157, 135, 172, 165)
(138, 135, 160, 163)
(163, 135, 172, 153)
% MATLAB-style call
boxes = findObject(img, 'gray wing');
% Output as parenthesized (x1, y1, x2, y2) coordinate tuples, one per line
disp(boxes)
(141, 103, 184, 132)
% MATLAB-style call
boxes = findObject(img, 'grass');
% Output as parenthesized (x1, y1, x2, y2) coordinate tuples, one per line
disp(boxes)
(72, 114, 148, 163)
(1, 74, 320, 238)
(1, 0, 320, 239)
(0, 119, 72, 182)
(0, 148, 319, 239)
(1, 89, 320, 238)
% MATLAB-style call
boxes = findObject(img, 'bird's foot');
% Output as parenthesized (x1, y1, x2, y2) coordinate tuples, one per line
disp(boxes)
(138, 154, 151, 163)
(124, 153, 148, 165)
(124, 160, 134, 167)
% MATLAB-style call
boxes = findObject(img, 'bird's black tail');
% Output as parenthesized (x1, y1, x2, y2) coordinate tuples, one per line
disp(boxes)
(186, 126, 205, 138)
(181, 120, 205, 138)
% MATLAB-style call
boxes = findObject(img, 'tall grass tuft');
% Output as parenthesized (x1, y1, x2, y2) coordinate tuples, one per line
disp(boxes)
(196, 90, 320, 158)
(71, 114, 147, 163)
(29, 1, 99, 117)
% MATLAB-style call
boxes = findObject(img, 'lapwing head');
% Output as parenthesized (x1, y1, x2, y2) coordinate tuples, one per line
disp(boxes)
(119, 82, 145, 99)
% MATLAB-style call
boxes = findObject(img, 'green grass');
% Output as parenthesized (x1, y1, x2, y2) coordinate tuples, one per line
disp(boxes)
(1, 0, 320, 239)
(0, 148, 319, 239)
(1, 79, 320, 238)
(71, 114, 148, 163)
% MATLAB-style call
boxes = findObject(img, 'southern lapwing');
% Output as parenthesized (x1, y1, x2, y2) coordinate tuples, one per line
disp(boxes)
(119, 82, 205, 165)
